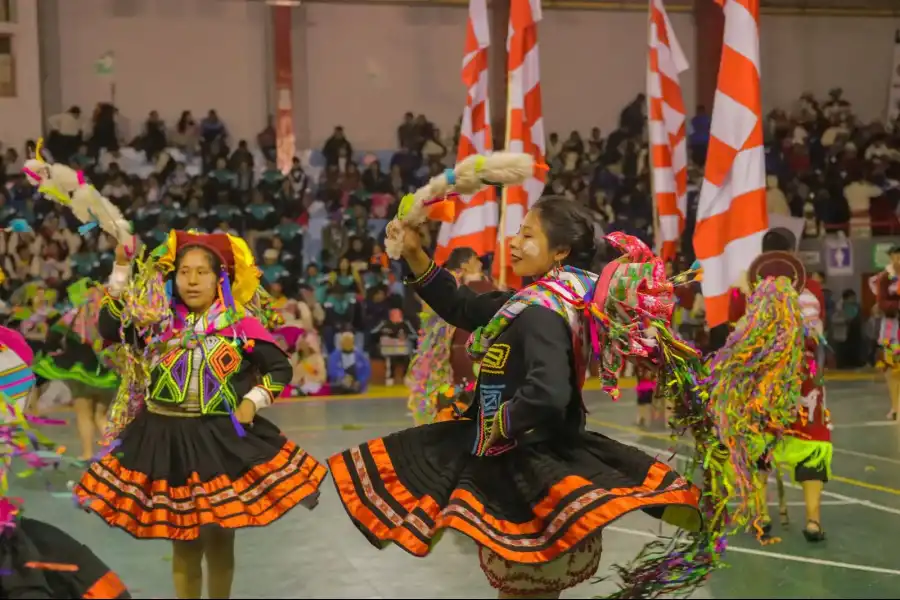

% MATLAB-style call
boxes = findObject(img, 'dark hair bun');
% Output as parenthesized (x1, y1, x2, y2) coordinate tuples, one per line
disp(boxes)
(532, 195, 601, 271)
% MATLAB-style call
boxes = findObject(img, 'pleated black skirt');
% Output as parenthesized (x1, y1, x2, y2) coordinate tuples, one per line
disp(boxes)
(75, 410, 328, 540)
(329, 419, 701, 565)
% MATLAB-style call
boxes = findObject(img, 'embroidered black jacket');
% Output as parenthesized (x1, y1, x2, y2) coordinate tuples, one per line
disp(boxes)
(413, 264, 587, 448)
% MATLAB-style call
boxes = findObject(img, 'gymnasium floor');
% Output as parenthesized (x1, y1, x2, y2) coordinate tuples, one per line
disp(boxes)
(14, 377, 900, 598)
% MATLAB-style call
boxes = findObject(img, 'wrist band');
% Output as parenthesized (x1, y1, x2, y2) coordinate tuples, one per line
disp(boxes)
(404, 260, 438, 287)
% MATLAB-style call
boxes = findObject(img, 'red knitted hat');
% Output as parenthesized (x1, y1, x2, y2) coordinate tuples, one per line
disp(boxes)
(174, 231, 235, 274)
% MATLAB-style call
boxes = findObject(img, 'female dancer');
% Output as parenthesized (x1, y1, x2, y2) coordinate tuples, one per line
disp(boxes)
(33, 279, 119, 461)
(875, 243, 900, 420)
(74, 231, 327, 599)
(330, 195, 715, 598)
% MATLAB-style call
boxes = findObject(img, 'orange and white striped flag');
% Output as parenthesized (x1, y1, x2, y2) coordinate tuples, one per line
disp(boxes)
(692, 0, 767, 327)
(434, 0, 496, 266)
(492, 0, 545, 289)
(647, 0, 689, 263)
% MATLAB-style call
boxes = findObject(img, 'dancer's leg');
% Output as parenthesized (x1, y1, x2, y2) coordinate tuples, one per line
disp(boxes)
(72, 397, 96, 460)
(203, 528, 236, 599)
(890, 372, 900, 419)
(775, 466, 789, 525)
(754, 469, 770, 525)
(795, 461, 827, 541)
(93, 398, 110, 442)
(802, 480, 824, 529)
(171, 539, 204, 599)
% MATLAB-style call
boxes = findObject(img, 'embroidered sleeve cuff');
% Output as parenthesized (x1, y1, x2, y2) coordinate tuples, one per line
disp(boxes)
(497, 401, 512, 439)
(244, 386, 274, 412)
(404, 260, 439, 288)
(107, 264, 131, 297)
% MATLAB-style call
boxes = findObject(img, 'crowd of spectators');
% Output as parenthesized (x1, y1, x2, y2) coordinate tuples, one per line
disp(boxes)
(0, 87, 897, 394)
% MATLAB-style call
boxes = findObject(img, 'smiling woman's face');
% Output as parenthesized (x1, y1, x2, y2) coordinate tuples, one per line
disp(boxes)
(508, 209, 566, 278)
(175, 247, 218, 312)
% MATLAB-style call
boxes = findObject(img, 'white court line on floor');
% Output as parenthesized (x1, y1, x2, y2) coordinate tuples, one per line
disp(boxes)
(620, 438, 900, 517)
(832, 421, 898, 429)
(732, 500, 852, 507)
(592, 416, 900, 466)
(830, 445, 900, 466)
(605, 525, 900, 576)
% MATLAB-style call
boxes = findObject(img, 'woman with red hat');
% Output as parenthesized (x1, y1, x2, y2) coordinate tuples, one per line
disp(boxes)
(73, 231, 327, 599)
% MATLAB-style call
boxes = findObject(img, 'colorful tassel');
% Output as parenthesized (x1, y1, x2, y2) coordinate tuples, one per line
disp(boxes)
(699, 276, 806, 537)
(229, 411, 247, 438)
(219, 267, 236, 313)
(77, 221, 99, 234)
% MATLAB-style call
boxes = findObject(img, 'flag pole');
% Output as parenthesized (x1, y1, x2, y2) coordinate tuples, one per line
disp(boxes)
(646, 0, 662, 258)
(498, 75, 513, 290)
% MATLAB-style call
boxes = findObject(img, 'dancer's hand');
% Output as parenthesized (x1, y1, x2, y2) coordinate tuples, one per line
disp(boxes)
(484, 412, 503, 449)
(114, 237, 137, 266)
(398, 223, 426, 260)
(235, 399, 258, 424)
(396, 223, 432, 278)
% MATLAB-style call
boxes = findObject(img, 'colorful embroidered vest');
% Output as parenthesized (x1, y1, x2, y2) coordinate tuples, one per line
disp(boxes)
(150, 335, 244, 415)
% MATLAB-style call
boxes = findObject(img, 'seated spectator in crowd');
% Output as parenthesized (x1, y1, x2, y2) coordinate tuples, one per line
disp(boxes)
(327, 331, 371, 394)
(260, 248, 290, 287)
(301, 264, 327, 302)
(171, 111, 199, 154)
(322, 213, 349, 269)
(286, 333, 328, 397)
(364, 283, 392, 326)
(330, 257, 361, 295)
(266, 281, 296, 316)
(345, 236, 371, 274)
(370, 307, 416, 384)
(322, 286, 359, 352)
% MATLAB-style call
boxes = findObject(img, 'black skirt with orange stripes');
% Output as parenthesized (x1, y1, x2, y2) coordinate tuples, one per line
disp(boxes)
(74, 410, 327, 540)
(329, 420, 702, 565)
(1, 517, 131, 599)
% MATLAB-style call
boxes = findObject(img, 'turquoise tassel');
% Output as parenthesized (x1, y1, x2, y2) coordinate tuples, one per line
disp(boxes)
(9, 219, 31, 233)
